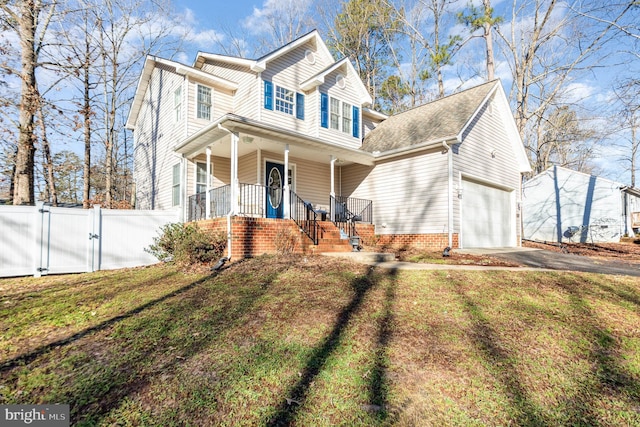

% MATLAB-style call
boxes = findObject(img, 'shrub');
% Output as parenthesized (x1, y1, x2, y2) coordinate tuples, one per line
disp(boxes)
(147, 223, 226, 266)
(273, 223, 299, 255)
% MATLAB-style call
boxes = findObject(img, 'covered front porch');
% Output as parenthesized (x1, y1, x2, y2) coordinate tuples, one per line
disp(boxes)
(175, 114, 374, 254)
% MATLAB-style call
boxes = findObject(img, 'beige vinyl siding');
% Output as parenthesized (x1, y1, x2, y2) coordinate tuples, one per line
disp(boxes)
(291, 157, 331, 209)
(133, 65, 185, 210)
(317, 68, 363, 150)
(343, 149, 449, 234)
(187, 155, 231, 195)
(185, 78, 234, 135)
(200, 61, 259, 119)
(453, 96, 522, 237)
(260, 42, 331, 136)
(239, 152, 258, 184)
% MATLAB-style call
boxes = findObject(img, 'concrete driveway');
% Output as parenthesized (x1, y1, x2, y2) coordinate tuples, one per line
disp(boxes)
(457, 247, 640, 277)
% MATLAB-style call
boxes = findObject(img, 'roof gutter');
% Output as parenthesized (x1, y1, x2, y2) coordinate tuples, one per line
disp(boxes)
(373, 136, 458, 160)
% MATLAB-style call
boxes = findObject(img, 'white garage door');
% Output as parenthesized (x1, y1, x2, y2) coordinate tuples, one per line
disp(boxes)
(461, 179, 513, 248)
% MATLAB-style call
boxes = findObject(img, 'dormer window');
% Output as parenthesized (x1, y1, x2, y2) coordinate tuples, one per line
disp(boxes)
(321, 93, 360, 138)
(197, 84, 212, 120)
(276, 86, 294, 115)
(264, 80, 305, 120)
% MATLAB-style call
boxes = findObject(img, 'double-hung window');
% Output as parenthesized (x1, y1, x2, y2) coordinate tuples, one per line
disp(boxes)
(196, 162, 208, 194)
(342, 102, 352, 134)
(172, 164, 180, 206)
(275, 86, 294, 115)
(264, 80, 305, 120)
(330, 97, 341, 130)
(197, 85, 212, 120)
(321, 94, 360, 138)
(174, 86, 182, 122)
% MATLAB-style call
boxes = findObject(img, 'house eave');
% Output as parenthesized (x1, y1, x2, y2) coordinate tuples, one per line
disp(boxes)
(174, 114, 375, 166)
(372, 136, 458, 160)
(175, 65, 238, 91)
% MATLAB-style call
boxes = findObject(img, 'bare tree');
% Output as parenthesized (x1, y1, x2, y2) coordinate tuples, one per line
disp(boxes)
(496, 0, 634, 170)
(0, 0, 57, 205)
(91, 0, 181, 208)
(614, 79, 640, 186)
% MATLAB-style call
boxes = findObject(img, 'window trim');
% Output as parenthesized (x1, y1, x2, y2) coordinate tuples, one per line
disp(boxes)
(195, 161, 209, 195)
(196, 84, 212, 121)
(264, 80, 304, 120)
(172, 163, 180, 207)
(321, 93, 360, 138)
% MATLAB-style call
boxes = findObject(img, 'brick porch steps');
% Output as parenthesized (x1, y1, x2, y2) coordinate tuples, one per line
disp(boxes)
(304, 220, 355, 253)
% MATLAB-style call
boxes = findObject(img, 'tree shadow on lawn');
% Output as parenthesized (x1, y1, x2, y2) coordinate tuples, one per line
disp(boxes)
(454, 273, 640, 427)
(0, 270, 196, 371)
(266, 265, 399, 426)
(1, 259, 282, 424)
(452, 277, 549, 427)
(556, 276, 640, 425)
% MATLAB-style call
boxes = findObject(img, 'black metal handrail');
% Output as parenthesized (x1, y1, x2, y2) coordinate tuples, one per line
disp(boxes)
(290, 190, 318, 245)
(330, 195, 373, 241)
(333, 195, 372, 223)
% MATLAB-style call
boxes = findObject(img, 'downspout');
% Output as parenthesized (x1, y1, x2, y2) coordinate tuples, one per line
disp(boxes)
(217, 123, 235, 260)
(443, 140, 453, 248)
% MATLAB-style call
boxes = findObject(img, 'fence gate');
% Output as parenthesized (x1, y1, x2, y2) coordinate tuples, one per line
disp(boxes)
(0, 203, 179, 278)
(36, 203, 99, 276)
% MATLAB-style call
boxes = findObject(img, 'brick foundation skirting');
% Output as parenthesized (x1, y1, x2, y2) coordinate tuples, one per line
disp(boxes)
(194, 218, 455, 259)
(375, 233, 459, 251)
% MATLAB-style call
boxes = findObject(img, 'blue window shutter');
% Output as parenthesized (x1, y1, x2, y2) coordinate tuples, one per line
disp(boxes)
(352, 106, 360, 138)
(296, 92, 305, 120)
(320, 93, 328, 128)
(264, 81, 273, 110)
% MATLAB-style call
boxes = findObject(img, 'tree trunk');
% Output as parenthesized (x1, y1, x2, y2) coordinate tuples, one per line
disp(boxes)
(13, 0, 39, 205)
(82, 45, 91, 209)
(38, 102, 58, 206)
(483, 0, 494, 81)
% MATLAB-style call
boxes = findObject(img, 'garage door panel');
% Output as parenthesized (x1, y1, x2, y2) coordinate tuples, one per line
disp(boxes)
(462, 179, 512, 248)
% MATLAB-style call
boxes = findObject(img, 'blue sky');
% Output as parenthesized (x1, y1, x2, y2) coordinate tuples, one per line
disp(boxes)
(166, 0, 637, 183)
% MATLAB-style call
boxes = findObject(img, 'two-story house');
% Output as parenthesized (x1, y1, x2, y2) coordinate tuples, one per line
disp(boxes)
(126, 30, 531, 260)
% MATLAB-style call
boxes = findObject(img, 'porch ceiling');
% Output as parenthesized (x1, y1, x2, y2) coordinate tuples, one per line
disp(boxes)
(174, 114, 374, 166)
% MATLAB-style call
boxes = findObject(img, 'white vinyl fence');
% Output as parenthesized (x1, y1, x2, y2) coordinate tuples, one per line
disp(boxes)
(0, 203, 180, 278)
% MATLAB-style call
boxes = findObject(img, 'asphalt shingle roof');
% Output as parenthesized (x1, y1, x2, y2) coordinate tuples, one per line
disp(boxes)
(361, 80, 499, 153)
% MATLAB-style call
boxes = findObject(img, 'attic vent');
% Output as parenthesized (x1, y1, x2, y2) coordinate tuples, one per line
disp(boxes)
(305, 50, 316, 65)
(336, 74, 346, 89)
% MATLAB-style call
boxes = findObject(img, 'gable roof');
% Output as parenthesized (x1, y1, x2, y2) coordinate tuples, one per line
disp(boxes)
(193, 30, 334, 73)
(299, 57, 373, 106)
(126, 56, 238, 130)
(362, 80, 498, 153)
(362, 80, 531, 172)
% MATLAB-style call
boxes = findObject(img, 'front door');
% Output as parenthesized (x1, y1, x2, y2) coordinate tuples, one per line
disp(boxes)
(266, 161, 284, 218)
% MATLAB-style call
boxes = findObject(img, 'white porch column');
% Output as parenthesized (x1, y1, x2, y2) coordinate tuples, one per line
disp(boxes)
(330, 155, 336, 197)
(284, 144, 290, 218)
(330, 155, 336, 222)
(205, 147, 211, 219)
(231, 131, 239, 215)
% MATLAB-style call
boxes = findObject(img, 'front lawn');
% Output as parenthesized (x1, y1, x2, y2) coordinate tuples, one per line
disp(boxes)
(1, 256, 639, 426)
